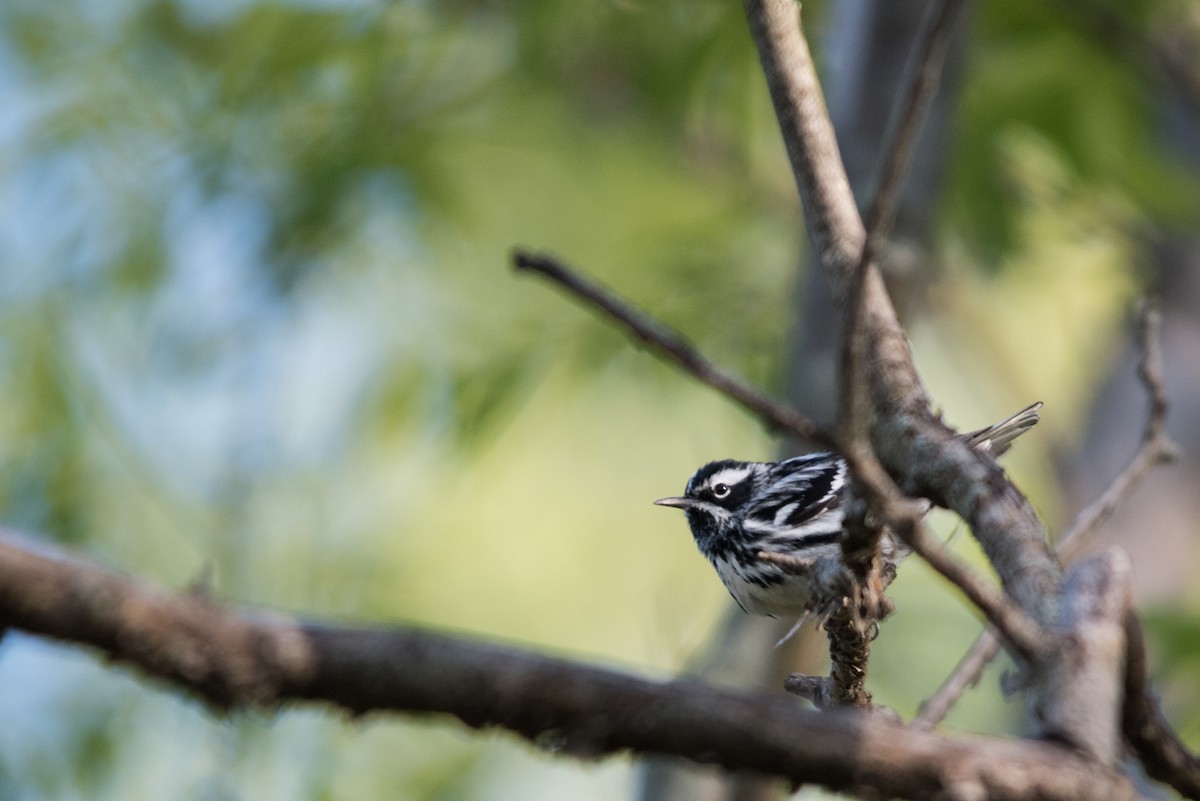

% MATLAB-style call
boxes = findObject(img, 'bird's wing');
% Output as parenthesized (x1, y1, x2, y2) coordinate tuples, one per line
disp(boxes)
(742, 456, 846, 550)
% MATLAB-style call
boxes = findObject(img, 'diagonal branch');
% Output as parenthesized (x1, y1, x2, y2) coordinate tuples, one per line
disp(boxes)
(0, 531, 1144, 801)
(858, 0, 966, 271)
(740, 0, 864, 285)
(834, 0, 968, 703)
(1059, 303, 1178, 560)
(514, 248, 1047, 669)
(839, 0, 966, 447)
(743, 0, 1062, 631)
(512, 250, 827, 447)
(517, 4, 1193, 787)
(901, 520, 1045, 663)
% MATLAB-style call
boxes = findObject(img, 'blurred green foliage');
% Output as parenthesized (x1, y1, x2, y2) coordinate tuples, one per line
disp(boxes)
(0, 0, 1197, 799)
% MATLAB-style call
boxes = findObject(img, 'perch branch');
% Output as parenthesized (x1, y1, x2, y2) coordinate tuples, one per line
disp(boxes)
(516, 249, 1046, 667)
(523, 3, 1057, 715)
(0, 531, 1144, 801)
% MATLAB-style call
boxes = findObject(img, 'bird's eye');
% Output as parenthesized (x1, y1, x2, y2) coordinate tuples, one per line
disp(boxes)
(712, 483, 731, 499)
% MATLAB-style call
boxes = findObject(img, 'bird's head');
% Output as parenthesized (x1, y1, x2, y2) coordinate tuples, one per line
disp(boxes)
(655, 460, 764, 547)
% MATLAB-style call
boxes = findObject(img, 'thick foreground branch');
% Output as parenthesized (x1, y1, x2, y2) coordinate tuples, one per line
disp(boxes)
(0, 532, 1141, 801)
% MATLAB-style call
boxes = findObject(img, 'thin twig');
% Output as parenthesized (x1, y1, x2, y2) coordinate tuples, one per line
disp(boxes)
(745, 2, 1063, 675)
(913, 629, 1002, 728)
(913, 303, 1178, 730)
(840, 0, 965, 443)
(835, 0, 967, 681)
(1060, 303, 1178, 558)
(512, 251, 830, 447)
(513, 254, 1050, 698)
(745, 0, 1063, 637)
(859, 0, 966, 277)
(901, 520, 1045, 663)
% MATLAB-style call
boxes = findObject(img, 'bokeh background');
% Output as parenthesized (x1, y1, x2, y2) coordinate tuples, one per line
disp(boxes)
(1, 0, 1199, 799)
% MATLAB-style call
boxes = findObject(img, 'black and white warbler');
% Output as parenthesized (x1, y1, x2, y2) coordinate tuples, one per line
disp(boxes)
(655, 403, 1042, 619)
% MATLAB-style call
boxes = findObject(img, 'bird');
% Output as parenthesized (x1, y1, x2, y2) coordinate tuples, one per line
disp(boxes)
(654, 403, 1042, 621)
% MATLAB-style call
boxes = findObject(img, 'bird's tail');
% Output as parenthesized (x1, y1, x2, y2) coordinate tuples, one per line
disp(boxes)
(962, 402, 1042, 458)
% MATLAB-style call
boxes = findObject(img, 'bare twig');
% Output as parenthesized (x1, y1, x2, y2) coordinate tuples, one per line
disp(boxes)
(514, 248, 1047, 670)
(838, 0, 966, 452)
(833, 0, 961, 675)
(512, 251, 828, 447)
(784, 672, 836, 708)
(858, 0, 966, 275)
(901, 520, 1045, 663)
(914, 304, 1178, 730)
(518, 4, 1190, 786)
(521, 2, 1051, 714)
(913, 629, 1002, 729)
(1059, 303, 1178, 559)
(0, 532, 1145, 801)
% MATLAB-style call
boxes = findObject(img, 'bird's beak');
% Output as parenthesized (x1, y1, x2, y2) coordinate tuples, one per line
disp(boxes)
(654, 496, 697, 509)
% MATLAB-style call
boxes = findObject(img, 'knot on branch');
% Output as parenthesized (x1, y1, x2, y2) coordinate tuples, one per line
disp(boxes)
(1035, 547, 1133, 764)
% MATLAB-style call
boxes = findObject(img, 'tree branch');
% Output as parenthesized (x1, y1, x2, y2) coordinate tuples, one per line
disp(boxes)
(901, 520, 1046, 663)
(740, 0, 864, 285)
(743, 0, 1061, 630)
(1123, 612, 1200, 799)
(912, 628, 1002, 730)
(1059, 303, 1179, 560)
(514, 247, 1047, 672)
(837, 0, 965, 474)
(512, 250, 828, 447)
(914, 304, 1180, 731)
(1039, 548, 1133, 764)
(833, 0, 967, 703)
(857, 0, 965, 269)
(0, 531, 1145, 801)
(515, 3, 1194, 788)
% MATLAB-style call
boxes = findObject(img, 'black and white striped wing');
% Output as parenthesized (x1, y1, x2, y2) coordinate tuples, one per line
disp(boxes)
(741, 454, 847, 556)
